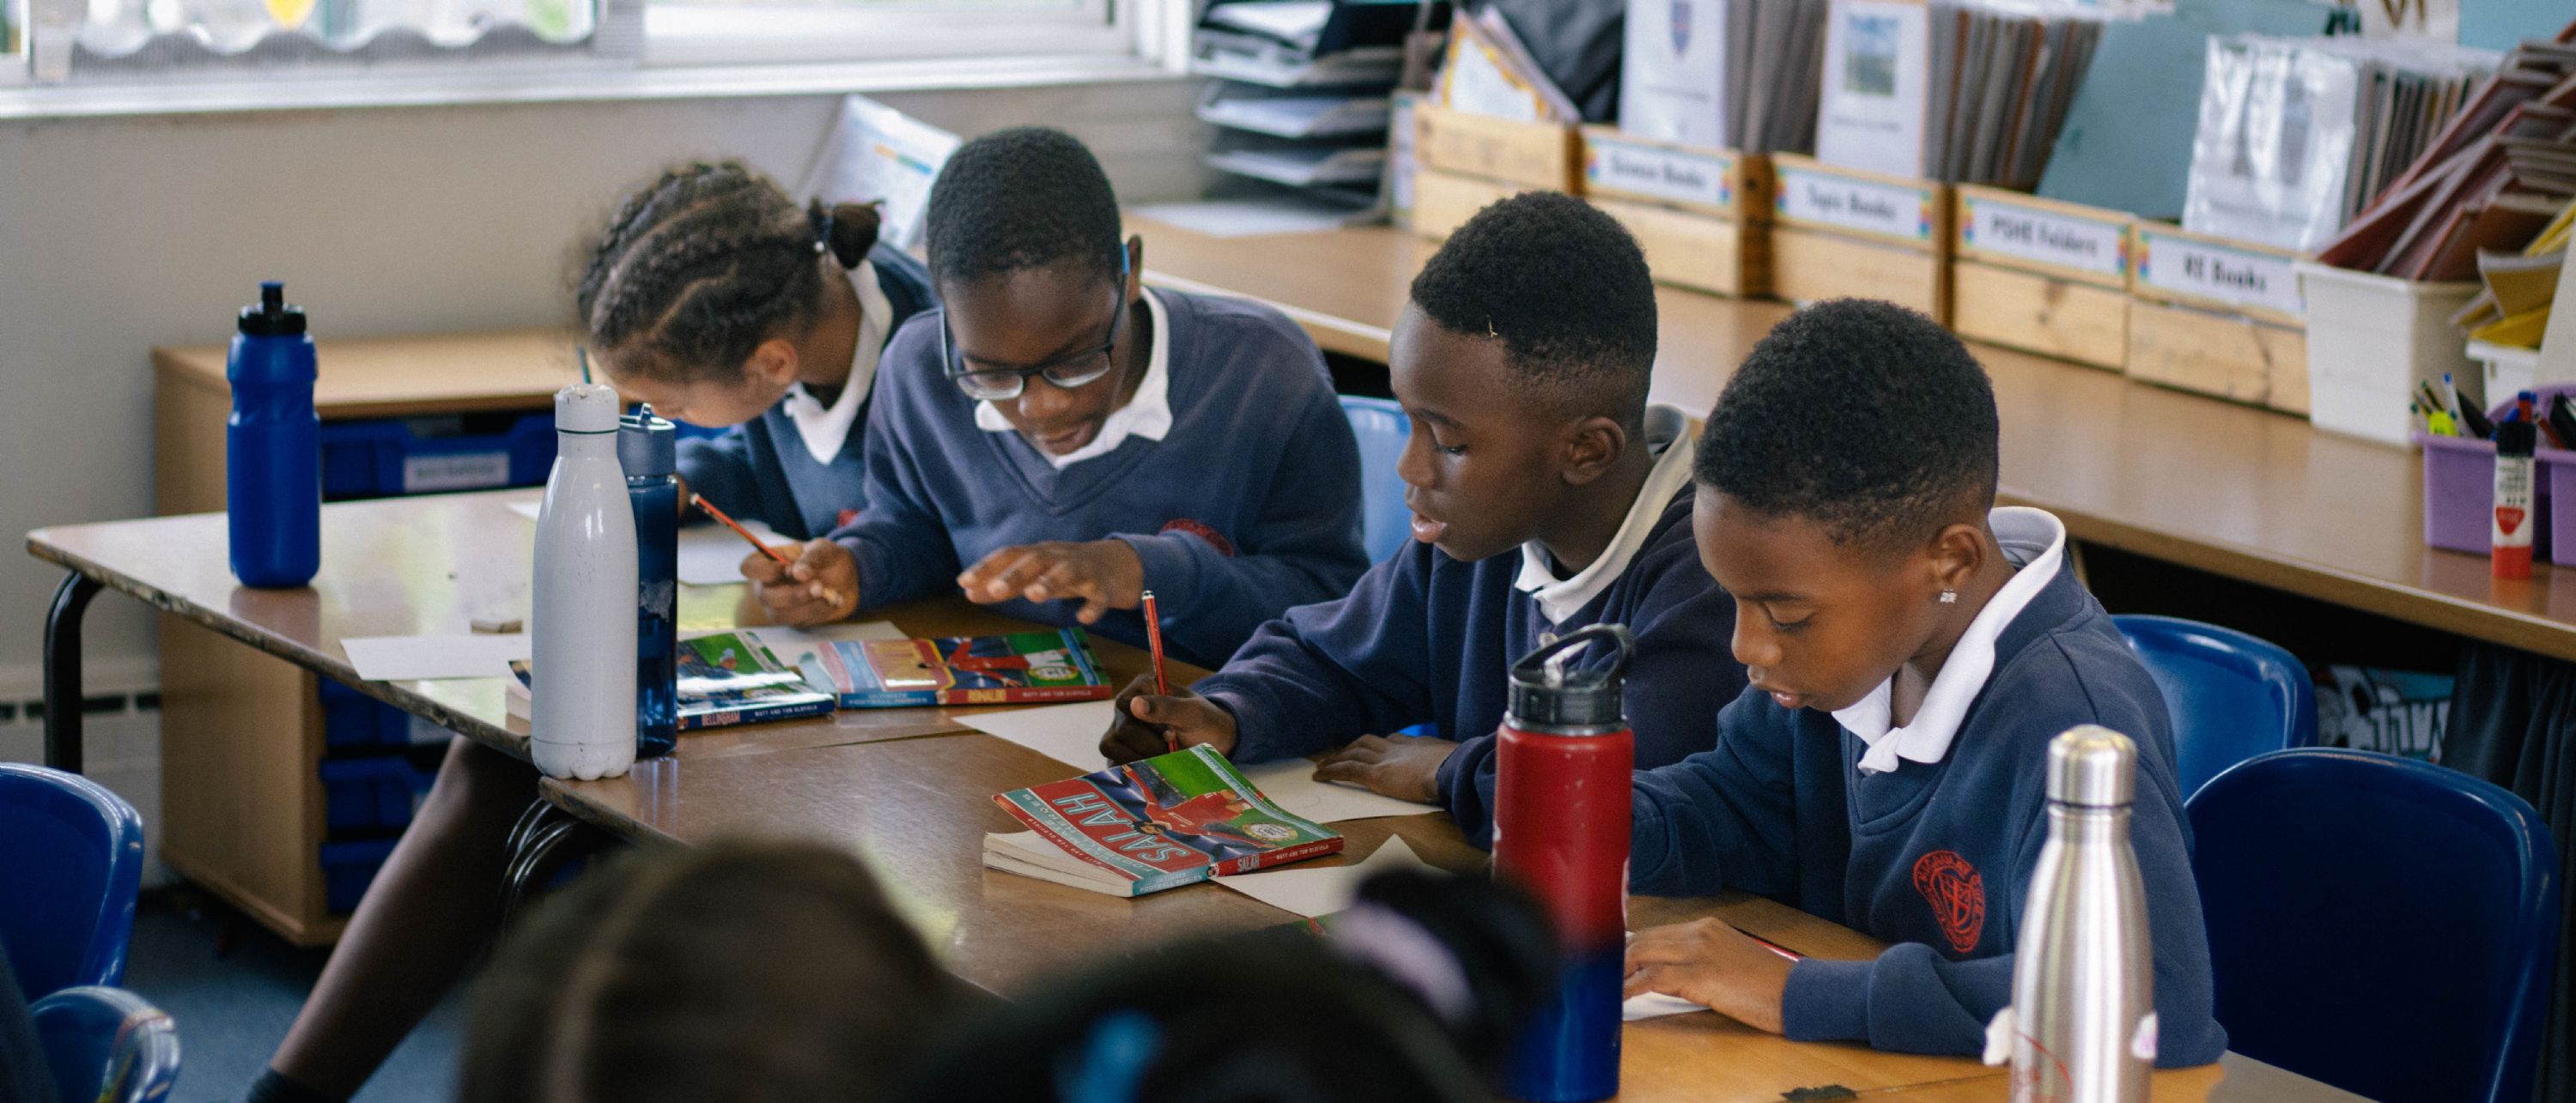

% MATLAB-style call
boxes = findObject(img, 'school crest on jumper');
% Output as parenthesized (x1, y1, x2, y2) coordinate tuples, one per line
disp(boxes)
(1160, 518, 1236, 557)
(1911, 850, 1985, 955)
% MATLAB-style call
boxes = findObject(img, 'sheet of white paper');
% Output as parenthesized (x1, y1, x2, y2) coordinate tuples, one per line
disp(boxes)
(1217, 836, 1431, 918)
(1623, 992, 1709, 1021)
(1237, 760, 1437, 823)
(960, 700, 1116, 773)
(342, 634, 533, 682)
(507, 500, 541, 522)
(677, 519, 787, 586)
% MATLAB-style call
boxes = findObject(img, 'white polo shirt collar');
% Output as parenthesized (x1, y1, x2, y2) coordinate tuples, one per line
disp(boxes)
(1513, 405, 1698, 625)
(1834, 506, 2069, 774)
(781, 260, 892, 465)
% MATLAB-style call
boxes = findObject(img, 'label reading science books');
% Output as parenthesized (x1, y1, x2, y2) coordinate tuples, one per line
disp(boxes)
(1963, 197, 2126, 279)
(1776, 167, 1929, 242)
(1587, 136, 1735, 210)
(2136, 231, 2303, 317)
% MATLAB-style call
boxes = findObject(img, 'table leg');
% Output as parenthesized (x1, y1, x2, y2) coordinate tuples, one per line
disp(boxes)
(43, 573, 103, 774)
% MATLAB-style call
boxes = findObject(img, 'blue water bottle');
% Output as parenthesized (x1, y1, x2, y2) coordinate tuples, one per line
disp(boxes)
(227, 282, 320, 588)
(621, 405, 679, 758)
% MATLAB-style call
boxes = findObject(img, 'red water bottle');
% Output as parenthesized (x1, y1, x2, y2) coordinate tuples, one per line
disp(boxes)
(1494, 624, 1636, 1102)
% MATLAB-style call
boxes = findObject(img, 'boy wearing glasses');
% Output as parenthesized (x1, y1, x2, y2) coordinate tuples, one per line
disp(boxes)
(746, 128, 1368, 664)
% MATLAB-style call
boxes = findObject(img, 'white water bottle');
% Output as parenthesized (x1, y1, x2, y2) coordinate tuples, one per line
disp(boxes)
(532, 383, 638, 780)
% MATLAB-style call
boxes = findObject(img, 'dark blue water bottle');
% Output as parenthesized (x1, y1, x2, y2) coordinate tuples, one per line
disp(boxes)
(621, 405, 679, 758)
(228, 282, 320, 588)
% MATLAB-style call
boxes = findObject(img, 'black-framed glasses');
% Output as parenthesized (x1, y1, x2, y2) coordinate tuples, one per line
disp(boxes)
(942, 294, 1125, 402)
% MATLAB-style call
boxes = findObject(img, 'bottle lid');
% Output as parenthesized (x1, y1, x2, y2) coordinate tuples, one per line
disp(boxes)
(618, 405, 677, 476)
(1504, 624, 1635, 729)
(2495, 421, 2537, 456)
(2046, 725, 2136, 808)
(555, 383, 623, 434)
(237, 281, 307, 337)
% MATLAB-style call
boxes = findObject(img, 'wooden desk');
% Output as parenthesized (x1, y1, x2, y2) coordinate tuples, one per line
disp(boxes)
(1137, 220, 2576, 663)
(23, 488, 1172, 941)
(542, 729, 2238, 1101)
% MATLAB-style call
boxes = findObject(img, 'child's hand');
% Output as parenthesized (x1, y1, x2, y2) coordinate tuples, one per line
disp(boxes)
(957, 539, 1144, 624)
(743, 540, 859, 627)
(1622, 918, 1796, 1033)
(1101, 676, 1237, 764)
(1312, 734, 1455, 803)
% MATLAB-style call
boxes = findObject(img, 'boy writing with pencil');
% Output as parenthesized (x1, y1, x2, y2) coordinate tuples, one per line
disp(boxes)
(1618, 300, 2226, 1065)
(746, 128, 1368, 665)
(1100, 192, 1741, 844)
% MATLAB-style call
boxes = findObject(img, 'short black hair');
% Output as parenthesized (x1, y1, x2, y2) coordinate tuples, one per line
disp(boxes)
(1695, 299, 1999, 552)
(924, 126, 1124, 288)
(574, 160, 883, 384)
(1408, 191, 1657, 426)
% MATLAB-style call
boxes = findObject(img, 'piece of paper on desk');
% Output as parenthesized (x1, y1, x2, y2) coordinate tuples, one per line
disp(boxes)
(1217, 836, 1432, 918)
(511, 501, 789, 586)
(960, 701, 1438, 823)
(343, 634, 532, 682)
(1623, 992, 1709, 1021)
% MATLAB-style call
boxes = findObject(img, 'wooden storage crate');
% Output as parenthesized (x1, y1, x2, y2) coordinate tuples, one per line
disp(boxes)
(1768, 155, 1951, 321)
(1949, 185, 2133, 370)
(2128, 222, 2310, 414)
(1579, 127, 1771, 298)
(1409, 101, 1580, 239)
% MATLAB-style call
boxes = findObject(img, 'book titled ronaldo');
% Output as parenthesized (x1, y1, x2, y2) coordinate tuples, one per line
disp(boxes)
(986, 746, 1345, 897)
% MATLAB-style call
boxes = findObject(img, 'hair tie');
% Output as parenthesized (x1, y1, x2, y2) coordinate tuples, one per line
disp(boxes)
(815, 208, 835, 255)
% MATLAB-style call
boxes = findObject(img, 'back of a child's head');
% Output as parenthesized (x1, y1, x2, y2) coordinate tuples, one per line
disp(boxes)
(459, 838, 964, 1103)
(923, 126, 1124, 290)
(1407, 191, 1657, 428)
(1695, 298, 2000, 553)
(574, 160, 884, 385)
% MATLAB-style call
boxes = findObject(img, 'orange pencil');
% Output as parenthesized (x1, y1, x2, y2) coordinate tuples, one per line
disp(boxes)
(1141, 590, 1176, 753)
(696, 495, 841, 606)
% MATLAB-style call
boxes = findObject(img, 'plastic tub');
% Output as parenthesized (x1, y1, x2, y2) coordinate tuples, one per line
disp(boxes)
(320, 839, 402, 913)
(2413, 385, 2575, 561)
(2299, 262, 2482, 447)
(319, 410, 556, 500)
(319, 755, 429, 833)
(318, 680, 406, 750)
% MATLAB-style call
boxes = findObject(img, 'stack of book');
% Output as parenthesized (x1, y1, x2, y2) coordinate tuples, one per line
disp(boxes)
(2315, 22, 2576, 281)
(1193, 0, 1438, 206)
(2184, 34, 2497, 254)
(1814, 0, 2107, 188)
(1618, 0, 1830, 154)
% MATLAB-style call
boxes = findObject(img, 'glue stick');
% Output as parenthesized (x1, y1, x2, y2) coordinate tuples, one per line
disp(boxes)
(2494, 421, 2537, 580)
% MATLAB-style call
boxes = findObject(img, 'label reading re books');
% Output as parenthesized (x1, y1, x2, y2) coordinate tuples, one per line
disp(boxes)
(2136, 231, 2303, 317)
(1963, 197, 2127, 279)
(402, 451, 511, 494)
(1776, 167, 1930, 242)
(1586, 136, 1737, 210)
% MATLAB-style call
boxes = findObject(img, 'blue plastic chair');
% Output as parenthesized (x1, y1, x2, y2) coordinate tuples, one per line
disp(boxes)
(2188, 748, 2561, 1103)
(2112, 615, 2317, 799)
(31, 985, 180, 1103)
(0, 764, 144, 1001)
(1339, 396, 1413, 564)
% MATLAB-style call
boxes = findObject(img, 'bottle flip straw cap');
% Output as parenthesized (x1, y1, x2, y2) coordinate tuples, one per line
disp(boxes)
(618, 404, 677, 477)
(1505, 623, 1636, 728)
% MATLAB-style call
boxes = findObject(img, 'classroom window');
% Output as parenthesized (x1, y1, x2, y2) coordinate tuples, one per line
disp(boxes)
(642, 0, 1127, 67)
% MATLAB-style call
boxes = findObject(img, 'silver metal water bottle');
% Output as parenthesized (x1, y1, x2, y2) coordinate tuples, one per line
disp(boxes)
(2008, 725, 2154, 1103)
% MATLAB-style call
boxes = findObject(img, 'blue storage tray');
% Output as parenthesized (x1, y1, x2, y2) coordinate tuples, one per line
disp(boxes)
(319, 411, 555, 500)
(320, 838, 402, 914)
(319, 680, 404, 750)
(319, 755, 430, 833)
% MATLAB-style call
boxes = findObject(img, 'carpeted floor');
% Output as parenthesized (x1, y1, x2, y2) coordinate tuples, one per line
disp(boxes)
(119, 889, 463, 1103)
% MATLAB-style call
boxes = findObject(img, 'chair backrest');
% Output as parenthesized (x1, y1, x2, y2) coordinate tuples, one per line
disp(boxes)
(31, 985, 180, 1103)
(2188, 748, 2561, 1103)
(1339, 396, 1413, 564)
(2112, 615, 2318, 798)
(0, 764, 144, 1000)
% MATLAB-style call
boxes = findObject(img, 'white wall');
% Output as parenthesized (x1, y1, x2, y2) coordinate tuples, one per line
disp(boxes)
(0, 76, 1212, 867)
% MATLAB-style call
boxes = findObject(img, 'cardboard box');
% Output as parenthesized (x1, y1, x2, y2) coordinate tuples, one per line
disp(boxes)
(1949, 185, 2132, 370)
(1581, 128, 1771, 298)
(1769, 154, 1950, 321)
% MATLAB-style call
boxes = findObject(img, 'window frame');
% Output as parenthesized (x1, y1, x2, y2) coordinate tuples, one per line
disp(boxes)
(643, 0, 1132, 69)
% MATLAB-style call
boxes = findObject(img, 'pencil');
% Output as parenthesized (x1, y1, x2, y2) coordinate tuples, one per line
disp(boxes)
(696, 495, 842, 607)
(1141, 590, 1176, 753)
